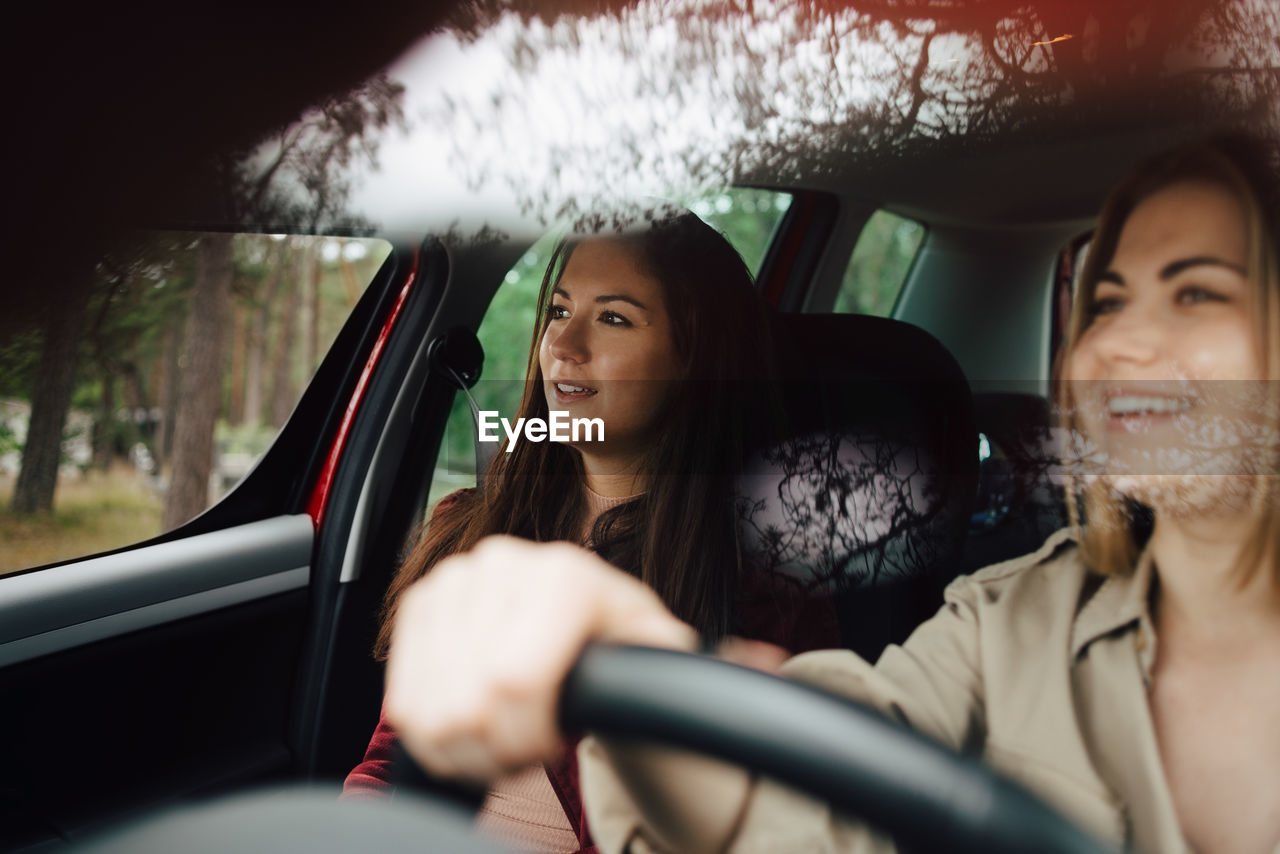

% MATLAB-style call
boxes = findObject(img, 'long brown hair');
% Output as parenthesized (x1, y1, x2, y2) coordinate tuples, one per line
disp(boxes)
(1059, 135, 1280, 578)
(374, 211, 782, 658)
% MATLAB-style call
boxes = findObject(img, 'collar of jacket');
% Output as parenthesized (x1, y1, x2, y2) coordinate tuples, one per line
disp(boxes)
(1070, 534, 1156, 664)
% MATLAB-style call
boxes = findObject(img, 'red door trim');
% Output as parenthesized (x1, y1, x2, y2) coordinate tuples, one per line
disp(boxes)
(306, 248, 421, 527)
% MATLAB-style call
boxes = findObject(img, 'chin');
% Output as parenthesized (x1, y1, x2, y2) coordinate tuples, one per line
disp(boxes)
(1101, 472, 1259, 519)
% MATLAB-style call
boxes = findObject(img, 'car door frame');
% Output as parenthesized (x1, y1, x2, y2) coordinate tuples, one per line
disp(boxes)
(0, 234, 447, 849)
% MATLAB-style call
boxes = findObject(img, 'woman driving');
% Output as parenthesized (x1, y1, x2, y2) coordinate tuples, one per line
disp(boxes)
(378, 137, 1280, 854)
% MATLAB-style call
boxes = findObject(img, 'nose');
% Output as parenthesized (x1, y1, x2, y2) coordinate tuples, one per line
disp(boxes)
(547, 314, 589, 364)
(1085, 304, 1163, 369)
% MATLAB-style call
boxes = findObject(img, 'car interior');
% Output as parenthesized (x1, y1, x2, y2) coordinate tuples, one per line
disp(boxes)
(2, 1, 1276, 851)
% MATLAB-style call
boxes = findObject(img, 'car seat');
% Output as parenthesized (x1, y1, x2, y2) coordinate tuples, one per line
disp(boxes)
(738, 313, 979, 662)
(962, 391, 1068, 572)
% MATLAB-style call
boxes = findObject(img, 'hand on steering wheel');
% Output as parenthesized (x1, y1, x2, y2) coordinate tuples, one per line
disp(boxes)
(383, 536, 697, 782)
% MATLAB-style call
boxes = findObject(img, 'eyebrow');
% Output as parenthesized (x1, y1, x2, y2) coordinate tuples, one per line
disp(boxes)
(553, 287, 650, 311)
(1097, 256, 1247, 286)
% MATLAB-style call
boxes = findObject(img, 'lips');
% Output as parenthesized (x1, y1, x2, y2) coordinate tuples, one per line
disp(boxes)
(550, 380, 598, 404)
(1106, 395, 1191, 416)
(1099, 388, 1194, 431)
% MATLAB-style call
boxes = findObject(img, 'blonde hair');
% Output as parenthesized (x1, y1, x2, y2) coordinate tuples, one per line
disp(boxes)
(1059, 136, 1280, 579)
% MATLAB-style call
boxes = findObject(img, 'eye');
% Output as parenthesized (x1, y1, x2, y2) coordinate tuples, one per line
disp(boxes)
(1085, 295, 1124, 319)
(600, 310, 632, 327)
(547, 303, 569, 320)
(1175, 285, 1226, 306)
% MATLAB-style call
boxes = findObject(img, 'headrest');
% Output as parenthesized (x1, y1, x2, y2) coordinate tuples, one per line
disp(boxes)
(964, 391, 1068, 570)
(738, 313, 977, 594)
(774, 313, 973, 438)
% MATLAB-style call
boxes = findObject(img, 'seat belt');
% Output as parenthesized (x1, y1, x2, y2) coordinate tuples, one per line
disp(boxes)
(427, 327, 495, 494)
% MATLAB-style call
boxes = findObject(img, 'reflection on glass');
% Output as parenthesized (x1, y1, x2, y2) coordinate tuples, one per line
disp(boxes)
(368, 0, 1280, 227)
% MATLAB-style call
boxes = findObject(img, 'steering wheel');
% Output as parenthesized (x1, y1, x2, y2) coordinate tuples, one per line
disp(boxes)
(560, 645, 1123, 854)
(71, 644, 1124, 854)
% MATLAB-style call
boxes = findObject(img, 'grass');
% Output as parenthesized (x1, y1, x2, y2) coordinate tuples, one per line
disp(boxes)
(0, 465, 163, 574)
(0, 463, 474, 575)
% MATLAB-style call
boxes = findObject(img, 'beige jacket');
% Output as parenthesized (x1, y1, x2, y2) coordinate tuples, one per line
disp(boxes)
(580, 528, 1278, 854)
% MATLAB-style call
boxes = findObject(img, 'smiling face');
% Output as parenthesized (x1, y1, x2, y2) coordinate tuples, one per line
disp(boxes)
(1066, 178, 1269, 514)
(538, 238, 683, 471)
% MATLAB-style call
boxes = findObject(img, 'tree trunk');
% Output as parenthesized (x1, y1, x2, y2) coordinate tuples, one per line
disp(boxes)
(243, 240, 288, 427)
(305, 244, 322, 377)
(338, 252, 362, 307)
(155, 312, 184, 471)
(11, 275, 92, 514)
(162, 233, 234, 531)
(227, 301, 247, 426)
(243, 304, 267, 428)
(92, 373, 116, 471)
(269, 248, 306, 428)
(122, 361, 153, 472)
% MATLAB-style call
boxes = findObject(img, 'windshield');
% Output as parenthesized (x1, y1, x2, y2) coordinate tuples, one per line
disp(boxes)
(346, 0, 1280, 233)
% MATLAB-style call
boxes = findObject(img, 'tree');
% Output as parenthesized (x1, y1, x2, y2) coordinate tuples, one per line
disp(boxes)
(242, 238, 291, 428)
(6, 73, 404, 523)
(161, 74, 404, 530)
(163, 234, 236, 529)
(8, 234, 181, 513)
(10, 272, 93, 514)
(80, 239, 190, 474)
(268, 247, 306, 430)
(156, 314, 185, 471)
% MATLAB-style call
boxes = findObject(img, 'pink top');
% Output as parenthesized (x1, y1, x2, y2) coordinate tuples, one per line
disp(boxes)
(475, 485, 641, 852)
(577, 484, 640, 544)
(475, 764, 580, 851)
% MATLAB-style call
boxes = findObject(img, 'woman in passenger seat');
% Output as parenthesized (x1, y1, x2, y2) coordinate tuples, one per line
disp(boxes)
(378, 135, 1280, 854)
(342, 210, 839, 852)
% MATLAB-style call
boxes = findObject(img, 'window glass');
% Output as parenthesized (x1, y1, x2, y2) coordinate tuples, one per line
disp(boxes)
(0, 232, 390, 574)
(688, 189, 792, 275)
(833, 210, 925, 317)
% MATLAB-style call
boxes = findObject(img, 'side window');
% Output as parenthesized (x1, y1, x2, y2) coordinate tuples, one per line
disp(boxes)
(0, 232, 391, 575)
(833, 210, 925, 317)
(688, 189, 792, 275)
